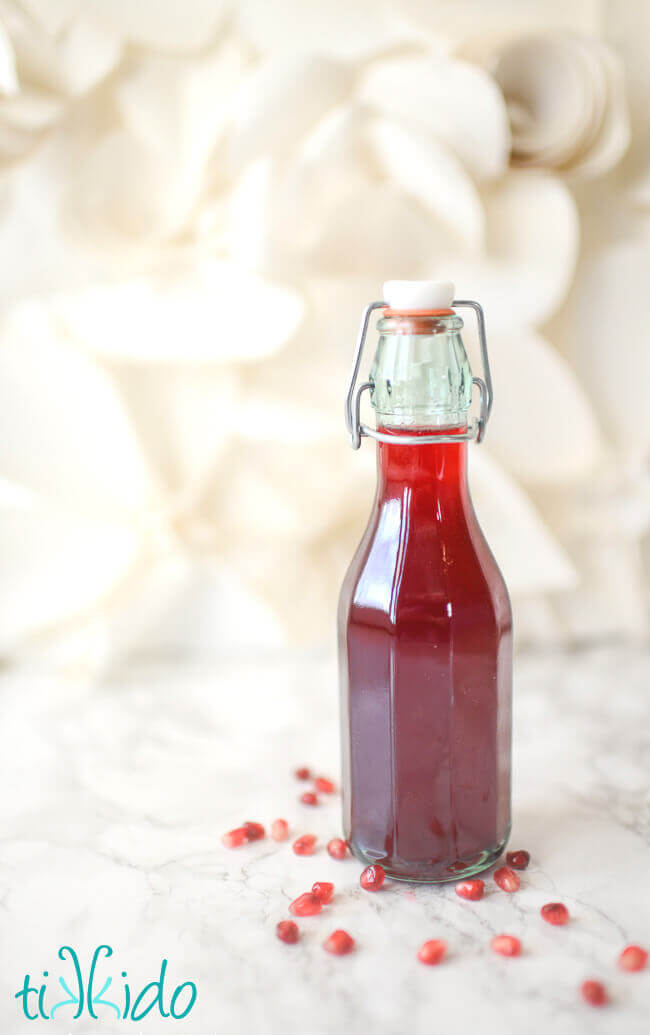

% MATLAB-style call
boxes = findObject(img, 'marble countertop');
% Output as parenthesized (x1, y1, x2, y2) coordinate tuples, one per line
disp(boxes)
(0, 644, 648, 1034)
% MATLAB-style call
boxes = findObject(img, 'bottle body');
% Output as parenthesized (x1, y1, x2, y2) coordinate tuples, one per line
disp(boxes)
(338, 428, 512, 881)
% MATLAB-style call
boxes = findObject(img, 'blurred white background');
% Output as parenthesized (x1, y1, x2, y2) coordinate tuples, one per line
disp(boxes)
(0, 0, 648, 674)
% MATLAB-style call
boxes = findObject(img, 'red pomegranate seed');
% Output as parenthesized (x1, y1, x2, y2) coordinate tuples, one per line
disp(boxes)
(295, 767, 311, 780)
(271, 818, 289, 842)
(417, 939, 447, 965)
(292, 834, 317, 856)
(312, 881, 335, 904)
(327, 838, 348, 860)
(581, 980, 608, 1006)
(618, 945, 648, 972)
(276, 920, 299, 944)
(289, 892, 322, 917)
(506, 849, 530, 870)
(491, 934, 522, 957)
(300, 791, 319, 806)
(494, 866, 520, 893)
(323, 929, 354, 955)
(315, 777, 336, 794)
(455, 879, 485, 901)
(243, 821, 265, 841)
(541, 902, 570, 926)
(360, 864, 386, 891)
(222, 827, 248, 849)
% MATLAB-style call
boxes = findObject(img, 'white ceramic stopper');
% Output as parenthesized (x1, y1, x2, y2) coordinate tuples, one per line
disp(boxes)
(382, 280, 455, 310)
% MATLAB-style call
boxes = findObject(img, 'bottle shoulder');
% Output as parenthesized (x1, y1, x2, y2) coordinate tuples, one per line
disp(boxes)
(339, 493, 511, 631)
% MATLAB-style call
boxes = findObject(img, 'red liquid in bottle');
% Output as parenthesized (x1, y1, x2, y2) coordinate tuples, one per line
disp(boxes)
(338, 427, 512, 881)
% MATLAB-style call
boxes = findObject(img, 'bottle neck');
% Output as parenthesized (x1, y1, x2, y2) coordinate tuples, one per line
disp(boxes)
(370, 312, 472, 431)
(376, 426, 469, 502)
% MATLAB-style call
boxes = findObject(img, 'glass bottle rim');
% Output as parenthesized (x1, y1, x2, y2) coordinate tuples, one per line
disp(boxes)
(377, 311, 464, 334)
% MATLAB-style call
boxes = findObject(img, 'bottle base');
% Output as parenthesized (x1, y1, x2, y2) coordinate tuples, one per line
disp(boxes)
(349, 838, 509, 884)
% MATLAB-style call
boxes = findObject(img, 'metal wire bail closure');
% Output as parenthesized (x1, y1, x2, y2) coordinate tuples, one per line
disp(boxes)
(344, 299, 493, 449)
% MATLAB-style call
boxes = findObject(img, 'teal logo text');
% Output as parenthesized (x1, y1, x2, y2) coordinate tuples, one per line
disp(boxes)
(15, 945, 197, 1022)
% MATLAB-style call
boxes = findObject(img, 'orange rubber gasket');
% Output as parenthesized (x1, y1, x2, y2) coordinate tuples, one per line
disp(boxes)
(382, 307, 455, 318)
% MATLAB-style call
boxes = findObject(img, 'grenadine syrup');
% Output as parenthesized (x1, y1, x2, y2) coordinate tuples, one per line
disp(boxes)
(339, 283, 512, 881)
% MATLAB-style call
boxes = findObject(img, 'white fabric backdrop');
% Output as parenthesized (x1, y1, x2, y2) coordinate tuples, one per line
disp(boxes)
(0, 0, 648, 672)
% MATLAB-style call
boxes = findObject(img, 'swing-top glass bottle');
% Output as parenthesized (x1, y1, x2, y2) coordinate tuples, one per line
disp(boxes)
(338, 280, 512, 882)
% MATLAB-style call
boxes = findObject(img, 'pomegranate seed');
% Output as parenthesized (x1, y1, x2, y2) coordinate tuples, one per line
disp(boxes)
(417, 939, 447, 965)
(455, 879, 485, 901)
(315, 777, 336, 794)
(300, 791, 319, 806)
(292, 834, 317, 856)
(541, 902, 570, 926)
(243, 821, 265, 841)
(289, 892, 322, 917)
(295, 767, 311, 780)
(581, 980, 608, 1006)
(312, 881, 335, 904)
(618, 945, 648, 972)
(271, 818, 289, 842)
(222, 827, 248, 849)
(327, 838, 348, 860)
(491, 934, 522, 957)
(494, 866, 520, 893)
(276, 920, 299, 944)
(506, 849, 530, 870)
(360, 864, 385, 891)
(323, 929, 354, 955)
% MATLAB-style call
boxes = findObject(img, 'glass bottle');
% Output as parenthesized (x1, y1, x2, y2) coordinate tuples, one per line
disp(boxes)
(338, 281, 512, 882)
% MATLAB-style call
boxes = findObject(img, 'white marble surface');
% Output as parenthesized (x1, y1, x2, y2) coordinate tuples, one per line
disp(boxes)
(0, 645, 648, 1034)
